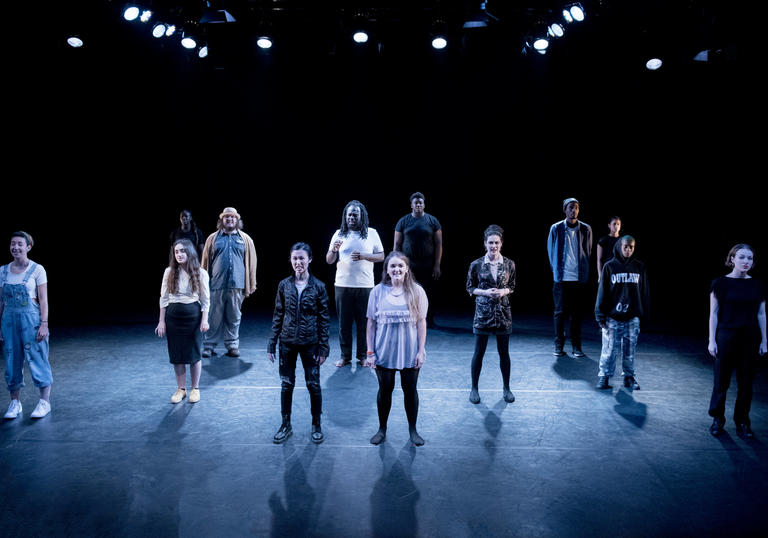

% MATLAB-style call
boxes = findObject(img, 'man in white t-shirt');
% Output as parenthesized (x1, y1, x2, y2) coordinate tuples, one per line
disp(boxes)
(547, 198, 593, 358)
(326, 200, 385, 367)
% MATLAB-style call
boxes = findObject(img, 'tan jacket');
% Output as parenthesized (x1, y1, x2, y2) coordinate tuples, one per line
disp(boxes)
(201, 230, 258, 298)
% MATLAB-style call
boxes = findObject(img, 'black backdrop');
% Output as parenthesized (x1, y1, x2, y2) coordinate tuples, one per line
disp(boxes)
(3, 3, 761, 332)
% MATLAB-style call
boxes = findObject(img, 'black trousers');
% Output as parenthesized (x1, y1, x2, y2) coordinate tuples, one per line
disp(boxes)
(709, 327, 760, 424)
(411, 263, 436, 326)
(279, 343, 322, 420)
(375, 367, 420, 430)
(553, 281, 588, 349)
(335, 286, 371, 361)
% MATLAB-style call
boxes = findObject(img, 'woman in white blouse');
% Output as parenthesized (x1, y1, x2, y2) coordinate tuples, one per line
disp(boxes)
(156, 239, 210, 403)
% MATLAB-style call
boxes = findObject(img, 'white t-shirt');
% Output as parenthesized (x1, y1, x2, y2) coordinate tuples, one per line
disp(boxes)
(328, 228, 384, 288)
(563, 226, 579, 281)
(0, 263, 48, 300)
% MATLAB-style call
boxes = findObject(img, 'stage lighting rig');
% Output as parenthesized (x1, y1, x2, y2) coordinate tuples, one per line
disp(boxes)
(562, 3, 585, 24)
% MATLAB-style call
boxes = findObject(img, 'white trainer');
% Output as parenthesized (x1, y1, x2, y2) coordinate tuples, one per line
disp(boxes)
(30, 399, 51, 418)
(4, 399, 22, 419)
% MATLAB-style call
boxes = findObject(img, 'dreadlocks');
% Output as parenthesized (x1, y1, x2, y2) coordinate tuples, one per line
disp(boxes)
(338, 200, 370, 240)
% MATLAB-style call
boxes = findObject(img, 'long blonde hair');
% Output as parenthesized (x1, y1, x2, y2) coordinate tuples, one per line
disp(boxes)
(381, 251, 424, 320)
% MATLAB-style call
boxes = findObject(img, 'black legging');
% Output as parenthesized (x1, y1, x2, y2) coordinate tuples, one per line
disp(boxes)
(375, 367, 420, 430)
(471, 333, 511, 390)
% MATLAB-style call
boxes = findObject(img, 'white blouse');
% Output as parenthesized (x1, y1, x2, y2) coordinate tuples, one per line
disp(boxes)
(159, 267, 210, 312)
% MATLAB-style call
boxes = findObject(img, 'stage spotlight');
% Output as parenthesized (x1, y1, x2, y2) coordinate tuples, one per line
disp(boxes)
(140, 10, 152, 23)
(646, 58, 663, 70)
(123, 6, 140, 21)
(523, 35, 548, 55)
(548, 23, 565, 38)
(181, 33, 197, 49)
(533, 38, 549, 52)
(152, 23, 167, 38)
(432, 36, 448, 50)
(165, 24, 176, 37)
(67, 36, 84, 48)
(257, 36, 273, 49)
(353, 31, 369, 44)
(198, 45, 209, 58)
(563, 3, 586, 23)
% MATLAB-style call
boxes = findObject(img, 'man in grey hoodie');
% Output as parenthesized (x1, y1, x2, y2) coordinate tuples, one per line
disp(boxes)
(594, 236, 650, 390)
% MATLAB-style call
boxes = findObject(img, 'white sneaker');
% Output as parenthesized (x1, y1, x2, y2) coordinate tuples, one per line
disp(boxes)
(4, 399, 22, 419)
(30, 399, 51, 418)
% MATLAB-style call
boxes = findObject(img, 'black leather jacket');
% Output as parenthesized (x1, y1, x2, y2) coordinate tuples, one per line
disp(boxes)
(268, 275, 330, 356)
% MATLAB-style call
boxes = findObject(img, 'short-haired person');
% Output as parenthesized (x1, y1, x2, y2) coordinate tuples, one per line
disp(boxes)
(156, 239, 210, 404)
(547, 198, 593, 358)
(1, 231, 52, 419)
(708, 244, 767, 437)
(365, 251, 428, 446)
(595, 236, 650, 390)
(466, 225, 516, 405)
(327, 200, 384, 368)
(201, 207, 257, 358)
(268, 243, 330, 444)
(394, 192, 442, 328)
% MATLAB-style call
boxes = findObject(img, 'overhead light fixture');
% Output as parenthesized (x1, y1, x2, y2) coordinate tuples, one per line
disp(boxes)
(198, 45, 209, 58)
(432, 36, 448, 50)
(67, 36, 84, 48)
(140, 10, 152, 23)
(645, 58, 663, 70)
(152, 23, 167, 38)
(548, 23, 565, 38)
(123, 7, 140, 22)
(181, 32, 197, 49)
(165, 24, 177, 37)
(353, 31, 369, 44)
(563, 3, 586, 24)
(256, 36, 273, 49)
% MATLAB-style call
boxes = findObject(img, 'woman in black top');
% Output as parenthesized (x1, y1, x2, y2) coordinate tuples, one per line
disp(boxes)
(268, 242, 331, 444)
(708, 243, 767, 437)
(465, 225, 516, 405)
(596, 215, 621, 281)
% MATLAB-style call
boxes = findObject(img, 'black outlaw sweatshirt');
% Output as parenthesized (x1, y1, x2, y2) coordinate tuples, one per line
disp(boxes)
(595, 241, 650, 324)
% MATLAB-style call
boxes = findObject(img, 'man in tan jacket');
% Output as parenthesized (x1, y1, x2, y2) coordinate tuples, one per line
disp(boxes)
(201, 207, 257, 358)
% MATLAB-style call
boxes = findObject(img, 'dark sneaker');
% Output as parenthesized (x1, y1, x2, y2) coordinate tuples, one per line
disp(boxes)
(709, 417, 725, 437)
(596, 376, 612, 390)
(624, 376, 640, 390)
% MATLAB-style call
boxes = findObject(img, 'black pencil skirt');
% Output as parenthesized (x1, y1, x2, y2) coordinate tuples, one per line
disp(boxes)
(166, 302, 202, 364)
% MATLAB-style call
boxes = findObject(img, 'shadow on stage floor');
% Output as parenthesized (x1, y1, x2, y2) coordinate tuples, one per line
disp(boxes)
(1, 312, 767, 537)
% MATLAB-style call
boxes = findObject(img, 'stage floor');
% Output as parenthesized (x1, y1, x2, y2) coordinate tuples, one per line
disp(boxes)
(1, 312, 767, 537)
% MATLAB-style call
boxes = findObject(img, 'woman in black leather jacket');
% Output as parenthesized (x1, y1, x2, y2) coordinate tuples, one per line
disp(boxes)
(267, 242, 330, 444)
(465, 225, 516, 405)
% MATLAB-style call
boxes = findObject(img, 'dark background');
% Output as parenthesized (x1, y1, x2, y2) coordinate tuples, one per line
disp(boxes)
(3, 1, 761, 332)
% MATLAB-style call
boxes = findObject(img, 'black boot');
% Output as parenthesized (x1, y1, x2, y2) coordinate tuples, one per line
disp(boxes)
(311, 417, 324, 444)
(273, 415, 293, 444)
(596, 376, 612, 390)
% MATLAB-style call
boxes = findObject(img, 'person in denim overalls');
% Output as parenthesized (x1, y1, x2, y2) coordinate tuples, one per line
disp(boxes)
(0, 231, 52, 419)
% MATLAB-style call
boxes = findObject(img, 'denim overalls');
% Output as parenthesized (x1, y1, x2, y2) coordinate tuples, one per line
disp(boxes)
(1, 263, 52, 392)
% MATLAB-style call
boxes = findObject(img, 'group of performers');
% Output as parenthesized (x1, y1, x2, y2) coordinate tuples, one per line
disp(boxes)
(2, 195, 765, 444)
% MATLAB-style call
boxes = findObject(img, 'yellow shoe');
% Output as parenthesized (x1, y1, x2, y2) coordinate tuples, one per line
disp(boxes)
(171, 388, 186, 404)
(189, 388, 200, 403)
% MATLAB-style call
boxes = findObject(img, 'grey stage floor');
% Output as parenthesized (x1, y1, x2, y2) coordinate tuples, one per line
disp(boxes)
(1, 312, 767, 537)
